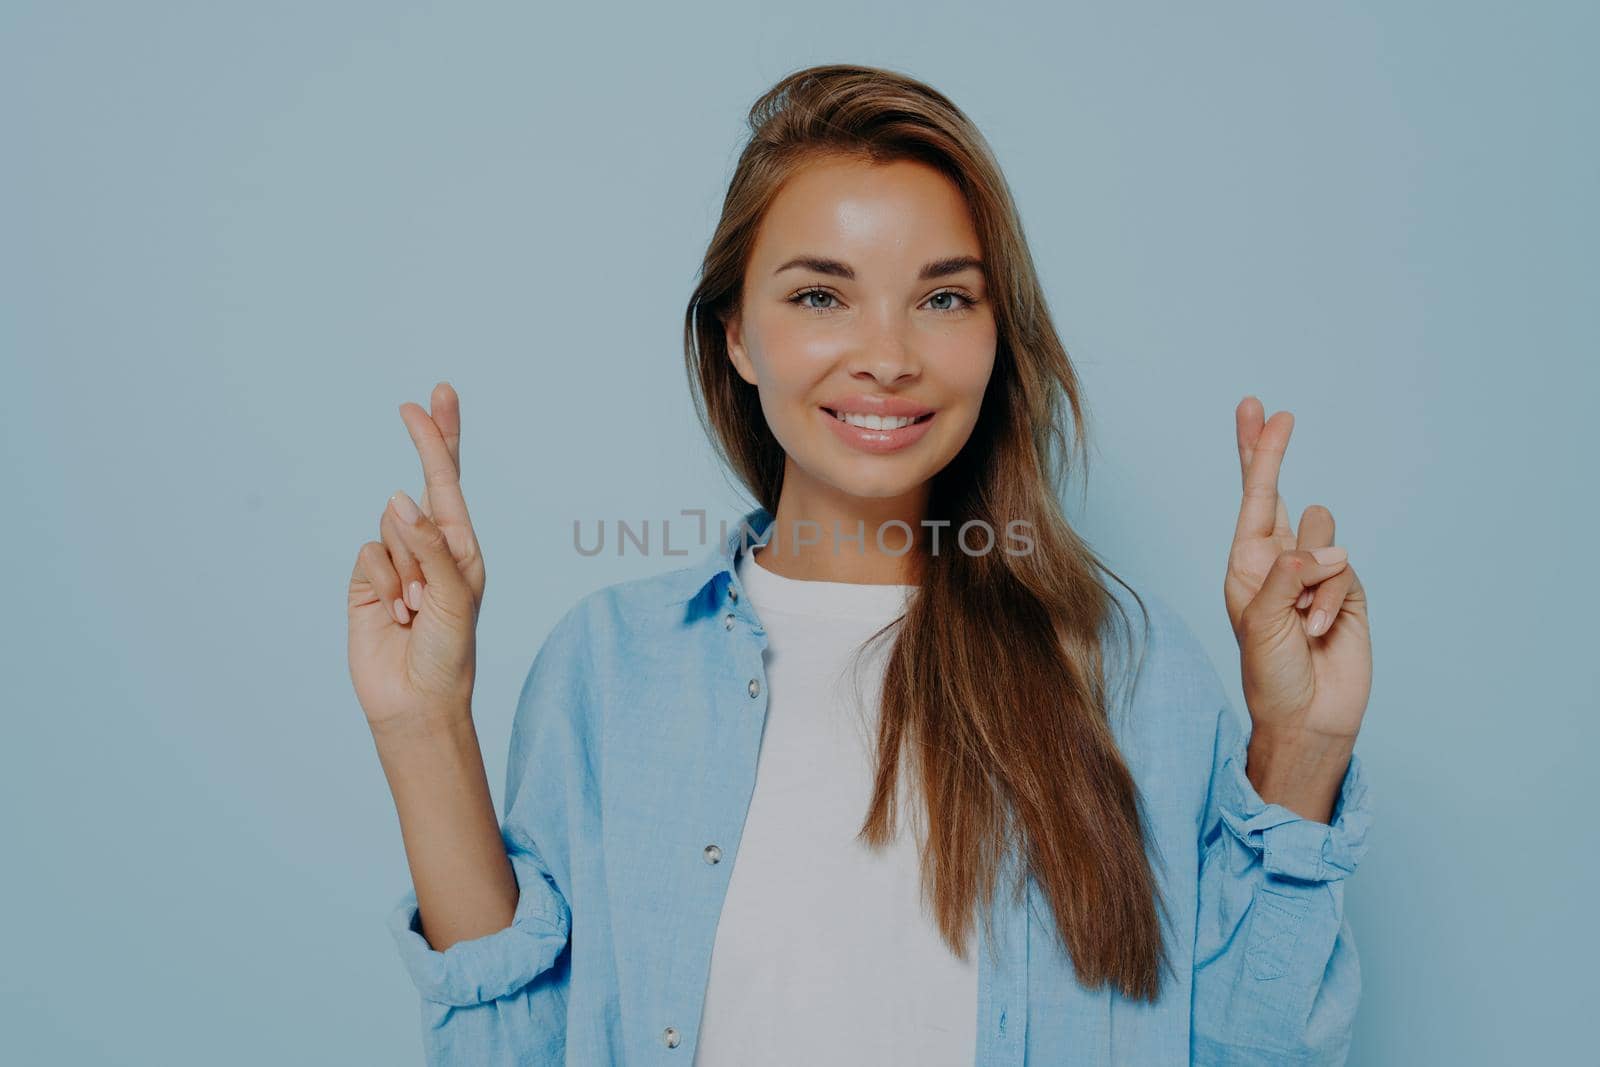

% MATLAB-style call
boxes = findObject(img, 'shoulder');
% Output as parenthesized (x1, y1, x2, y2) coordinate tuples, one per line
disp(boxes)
(556, 561, 709, 634)
(1099, 578, 1232, 740)
(525, 560, 714, 677)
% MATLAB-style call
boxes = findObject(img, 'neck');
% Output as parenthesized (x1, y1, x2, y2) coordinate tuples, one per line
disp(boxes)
(757, 475, 931, 586)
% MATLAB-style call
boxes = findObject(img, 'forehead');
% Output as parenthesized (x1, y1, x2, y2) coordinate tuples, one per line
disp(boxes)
(750, 155, 980, 266)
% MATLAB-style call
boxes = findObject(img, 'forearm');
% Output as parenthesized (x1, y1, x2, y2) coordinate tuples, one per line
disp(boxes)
(372, 711, 518, 951)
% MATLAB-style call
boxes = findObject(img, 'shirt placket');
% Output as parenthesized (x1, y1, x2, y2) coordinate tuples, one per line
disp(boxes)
(654, 568, 773, 1061)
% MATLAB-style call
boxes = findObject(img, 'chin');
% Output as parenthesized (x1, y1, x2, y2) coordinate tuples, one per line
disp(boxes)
(820, 466, 932, 501)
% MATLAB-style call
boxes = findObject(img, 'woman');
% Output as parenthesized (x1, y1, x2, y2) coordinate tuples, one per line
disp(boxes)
(347, 64, 1373, 1066)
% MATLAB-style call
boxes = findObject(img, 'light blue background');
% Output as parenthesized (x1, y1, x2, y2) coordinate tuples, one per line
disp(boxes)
(4, 2, 1593, 1063)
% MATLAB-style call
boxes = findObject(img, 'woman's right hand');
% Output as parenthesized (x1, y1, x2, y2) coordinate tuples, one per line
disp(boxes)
(347, 381, 488, 735)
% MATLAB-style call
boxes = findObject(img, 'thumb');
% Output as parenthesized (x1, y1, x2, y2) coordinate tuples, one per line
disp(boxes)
(387, 490, 470, 603)
(1257, 545, 1348, 618)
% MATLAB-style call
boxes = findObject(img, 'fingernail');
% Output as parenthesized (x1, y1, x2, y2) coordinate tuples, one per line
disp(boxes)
(1311, 546, 1347, 565)
(392, 597, 410, 625)
(1309, 610, 1329, 636)
(1297, 589, 1313, 610)
(407, 580, 423, 612)
(391, 490, 420, 524)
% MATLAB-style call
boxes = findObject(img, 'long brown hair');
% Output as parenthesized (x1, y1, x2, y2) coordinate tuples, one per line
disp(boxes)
(682, 63, 1164, 1001)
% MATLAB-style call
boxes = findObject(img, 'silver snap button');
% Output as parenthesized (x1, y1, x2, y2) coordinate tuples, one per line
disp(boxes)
(724, 613, 735, 630)
(728, 587, 739, 602)
(663, 1026, 680, 1048)
(703, 844, 722, 864)
(747, 678, 760, 698)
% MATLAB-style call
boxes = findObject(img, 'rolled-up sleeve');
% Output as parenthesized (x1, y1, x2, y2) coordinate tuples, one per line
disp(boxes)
(386, 827, 570, 1007)
(1191, 700, 1374, 1067)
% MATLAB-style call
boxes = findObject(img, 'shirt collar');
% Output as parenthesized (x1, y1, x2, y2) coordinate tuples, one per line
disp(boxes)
(671, 504, 775, 611)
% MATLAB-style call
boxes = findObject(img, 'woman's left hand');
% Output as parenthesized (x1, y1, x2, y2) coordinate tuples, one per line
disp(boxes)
(1223, 397, 1373, 818)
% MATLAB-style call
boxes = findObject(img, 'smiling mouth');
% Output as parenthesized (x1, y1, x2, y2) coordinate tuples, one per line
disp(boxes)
(820, 407, 936, 430)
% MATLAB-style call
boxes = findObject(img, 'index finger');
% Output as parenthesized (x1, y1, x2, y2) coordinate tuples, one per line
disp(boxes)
(1234, 405, 1293, 543)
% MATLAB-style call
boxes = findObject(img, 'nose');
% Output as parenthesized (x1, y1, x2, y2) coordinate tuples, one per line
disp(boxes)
(844, 307, 922, 386)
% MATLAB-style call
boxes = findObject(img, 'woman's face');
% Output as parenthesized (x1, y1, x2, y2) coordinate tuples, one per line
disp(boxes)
(725, 154, 998, 505)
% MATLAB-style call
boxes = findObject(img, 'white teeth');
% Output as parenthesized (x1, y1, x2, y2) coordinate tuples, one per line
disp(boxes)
(833, 411, 920, 430)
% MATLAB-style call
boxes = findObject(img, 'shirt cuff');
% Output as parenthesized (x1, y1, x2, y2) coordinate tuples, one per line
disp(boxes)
(386, 847, 571, 1007)
(1216, 748, 1374, 882)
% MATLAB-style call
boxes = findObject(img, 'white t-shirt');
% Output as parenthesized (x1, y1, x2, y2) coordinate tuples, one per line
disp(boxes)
(692, 546, 980, 1066)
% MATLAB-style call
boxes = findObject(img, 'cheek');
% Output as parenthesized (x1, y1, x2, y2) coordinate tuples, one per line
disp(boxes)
(747, 314, 841, 391)
(929, 332, 998, 406)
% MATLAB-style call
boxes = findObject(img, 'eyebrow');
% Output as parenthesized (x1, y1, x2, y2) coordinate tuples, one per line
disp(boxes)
(772, 254, 985, 282)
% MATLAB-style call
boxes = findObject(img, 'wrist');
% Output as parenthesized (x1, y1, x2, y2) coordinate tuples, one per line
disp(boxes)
(1245, 728, 1355, 825)
(368, 705, 477, 751)
(369, 708, 494, 824)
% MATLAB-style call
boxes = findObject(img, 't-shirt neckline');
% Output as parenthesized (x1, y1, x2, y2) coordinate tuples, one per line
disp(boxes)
(736, 546, 916, 621)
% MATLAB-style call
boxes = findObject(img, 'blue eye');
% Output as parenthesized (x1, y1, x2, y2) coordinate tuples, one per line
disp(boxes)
(926, 290, 977, 312)
(790, 288, 840, 313)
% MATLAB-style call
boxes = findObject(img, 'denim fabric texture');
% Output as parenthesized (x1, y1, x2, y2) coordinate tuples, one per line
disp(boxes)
(388, 505, 1372, 1065)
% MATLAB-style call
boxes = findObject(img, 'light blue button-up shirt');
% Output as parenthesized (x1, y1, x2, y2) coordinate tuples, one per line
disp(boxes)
(388, 505, 1372, 1066)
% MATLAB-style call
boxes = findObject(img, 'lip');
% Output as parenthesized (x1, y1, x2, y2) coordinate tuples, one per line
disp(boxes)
(819, 393, 935, 418)
(819, 404, 936, 455)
